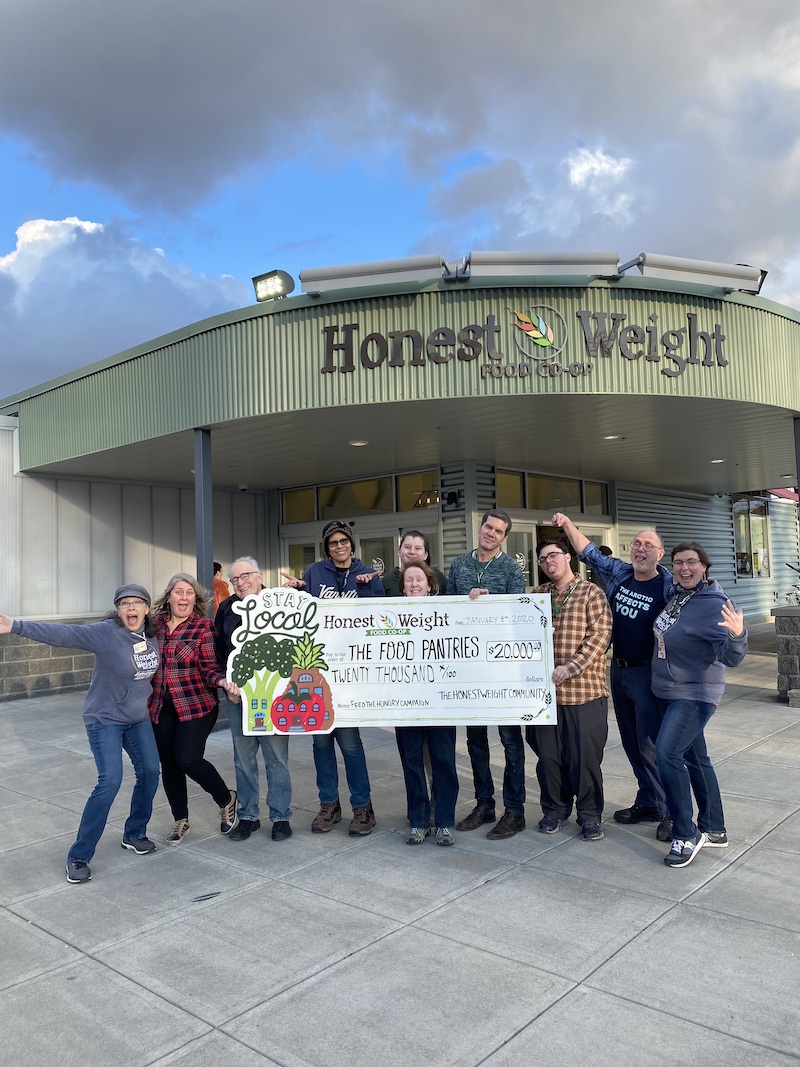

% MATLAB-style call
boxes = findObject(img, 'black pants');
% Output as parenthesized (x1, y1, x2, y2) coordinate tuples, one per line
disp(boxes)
(152, 693, 230, 819)
(526, 697, 608, 822)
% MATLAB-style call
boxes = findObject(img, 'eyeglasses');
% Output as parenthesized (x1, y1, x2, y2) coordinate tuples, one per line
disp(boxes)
(231, 571, 259, 585)
(632, 540, 661, 551)
(327, 538, 351, 548)
(118, 598, 147, 608)
(673, 558, 702, 567)
(538, 551, 565, 564)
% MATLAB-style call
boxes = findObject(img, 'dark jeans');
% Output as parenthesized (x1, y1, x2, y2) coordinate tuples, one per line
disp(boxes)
(312, 727, 371, 808)
(395, 726, 459, 828)
(655, 698, 725, 841)
(610, 662, 666, 815)
(527, 697, 608, 822)
(152, 694, 230, 819)
(465, 724, 525, 817)
(70, 718, 160, 863)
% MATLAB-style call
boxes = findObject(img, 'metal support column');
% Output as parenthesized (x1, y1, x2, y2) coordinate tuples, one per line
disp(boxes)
(194, 427, 214, 609)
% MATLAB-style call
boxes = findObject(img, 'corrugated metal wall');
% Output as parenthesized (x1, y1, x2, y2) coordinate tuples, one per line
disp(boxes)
(614, 483, 799, 620)
(0, 425, 267, 618)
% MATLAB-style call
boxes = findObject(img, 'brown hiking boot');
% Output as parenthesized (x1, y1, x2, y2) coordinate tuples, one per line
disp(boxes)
(311, 800, 342, 833)
(348, 803, 376, 836)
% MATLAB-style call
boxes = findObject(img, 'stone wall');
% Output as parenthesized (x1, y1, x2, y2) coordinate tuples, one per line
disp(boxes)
(0, 621, 98, 702)
(771, 606, 800, 703)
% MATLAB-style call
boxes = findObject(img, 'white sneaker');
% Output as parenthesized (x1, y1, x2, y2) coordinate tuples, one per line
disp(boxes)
(407, 826, 430, 845)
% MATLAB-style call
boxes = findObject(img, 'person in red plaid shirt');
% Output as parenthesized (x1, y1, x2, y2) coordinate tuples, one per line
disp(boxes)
(149, 573, 239, 845)
(527, 538, 612, 842)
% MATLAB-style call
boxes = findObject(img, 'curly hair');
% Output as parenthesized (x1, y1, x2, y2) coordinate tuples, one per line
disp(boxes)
(153, 573, 211, 618)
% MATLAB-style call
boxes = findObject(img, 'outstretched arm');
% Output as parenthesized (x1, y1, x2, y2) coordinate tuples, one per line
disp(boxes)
(551, 513, 590, 555)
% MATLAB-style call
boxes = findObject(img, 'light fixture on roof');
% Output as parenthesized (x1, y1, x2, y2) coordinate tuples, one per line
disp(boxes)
(710, 459, 725, 464)
(617, 253, 766, 294)
(463, 250, 621, 280)
(413, 489, 440, 508)
(252, 269, 295, 301)
(603, 434, 625, 441)
(348, 438, 369, 447)
(300, 255, 448, 294)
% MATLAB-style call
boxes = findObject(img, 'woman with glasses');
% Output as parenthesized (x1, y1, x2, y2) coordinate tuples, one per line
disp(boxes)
(149, 573, 240, 845)
(394, 561, 459, 846)
(0, 585, 161, 884)
(651, 541, 747, 868)
(281, 520, 384, 835)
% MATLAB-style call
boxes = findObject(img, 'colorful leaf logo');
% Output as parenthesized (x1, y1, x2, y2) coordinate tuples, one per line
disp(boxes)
(510, 309, 554, 347)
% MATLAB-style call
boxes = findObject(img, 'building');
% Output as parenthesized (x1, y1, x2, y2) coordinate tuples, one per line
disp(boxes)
(1, 249, 799, 698)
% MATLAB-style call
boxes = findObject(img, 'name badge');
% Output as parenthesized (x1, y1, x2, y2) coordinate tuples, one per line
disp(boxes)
(656, 633, 666, 659)
(133, 641, 148, 654)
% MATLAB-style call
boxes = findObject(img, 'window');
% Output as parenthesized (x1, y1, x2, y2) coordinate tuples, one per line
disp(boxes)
(583, 481, 608, 515)
(527, 474, 581, 512)
(397, 469, 439, 511)
(318, 477, 393, 518)
(733, 495, 771, 577)
(282, 487, 315, 524)
(497, 470, 524, 509)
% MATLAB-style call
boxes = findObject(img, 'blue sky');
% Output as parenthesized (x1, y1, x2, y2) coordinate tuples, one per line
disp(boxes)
(2, 1, 800, 396)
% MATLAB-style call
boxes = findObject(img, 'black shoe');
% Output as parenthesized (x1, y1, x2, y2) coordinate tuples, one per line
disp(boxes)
(656, 817, 673, 842)
(613, 803, 660, 824)
(456, 803, 496, 832)
(121, 836, 156, 854)
(581, 820, 604, 841)
(487, 811, 526, 839)
(538, 813, 562, 834)
(65, 859, 91, 883)
(272, 820, 292, 841)
(228, 818, 260, 842)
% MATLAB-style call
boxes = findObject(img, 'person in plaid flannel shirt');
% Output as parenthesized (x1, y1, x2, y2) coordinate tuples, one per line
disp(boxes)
(527, 537, 612, 842)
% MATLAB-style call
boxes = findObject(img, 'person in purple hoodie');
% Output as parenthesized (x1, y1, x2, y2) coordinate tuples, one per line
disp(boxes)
(281, 520, 384, 836)
(651, 541, 747, 869)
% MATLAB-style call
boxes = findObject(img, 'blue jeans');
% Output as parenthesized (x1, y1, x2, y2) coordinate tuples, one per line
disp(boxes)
(69, 718, 160, 864)
(465, 725, 526, 816)
(610, 663, 666, 815)
(655, 698, 725, 841)
(395, 726, 459, 828)
(225, 694, 292, 822)
(313, 728, 371, 808)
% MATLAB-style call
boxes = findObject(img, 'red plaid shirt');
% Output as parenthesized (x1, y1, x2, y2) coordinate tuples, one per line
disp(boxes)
(149, 614, 224, 723)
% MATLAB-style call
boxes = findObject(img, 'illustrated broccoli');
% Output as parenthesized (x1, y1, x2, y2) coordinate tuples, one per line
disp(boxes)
(230, 634, 296, 687)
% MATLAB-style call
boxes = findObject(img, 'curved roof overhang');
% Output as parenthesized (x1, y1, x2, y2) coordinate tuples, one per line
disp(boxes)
(2, 272, 799, 496)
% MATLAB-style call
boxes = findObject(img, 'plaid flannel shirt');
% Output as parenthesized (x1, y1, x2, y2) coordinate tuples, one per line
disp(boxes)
(149, 614, 224, 723)
(534, 577, 611, 706)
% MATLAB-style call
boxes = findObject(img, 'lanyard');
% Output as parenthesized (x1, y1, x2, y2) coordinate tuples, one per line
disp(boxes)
(552, 578, 580, 618)
(473, 550, 500, 586)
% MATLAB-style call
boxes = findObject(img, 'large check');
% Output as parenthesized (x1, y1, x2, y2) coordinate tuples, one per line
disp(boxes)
(225, 589, 557, 734)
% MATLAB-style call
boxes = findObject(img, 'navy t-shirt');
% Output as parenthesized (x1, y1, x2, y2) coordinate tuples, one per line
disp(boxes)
(611, 574, 667, 660)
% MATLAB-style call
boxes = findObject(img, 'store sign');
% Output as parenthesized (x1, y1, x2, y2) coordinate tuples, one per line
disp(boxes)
(224, 588, 556, 732)
(319, 305, 728, 381)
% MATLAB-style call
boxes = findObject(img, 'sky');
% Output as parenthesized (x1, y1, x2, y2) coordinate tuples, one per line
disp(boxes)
(2, 0, 800, 397)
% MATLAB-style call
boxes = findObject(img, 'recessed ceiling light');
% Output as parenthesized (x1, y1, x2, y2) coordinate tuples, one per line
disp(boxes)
(782, 474, 794, 479)
(710, 459, 725, 464)
(349, 439, 369, 447)
(603, 434, 625, 441)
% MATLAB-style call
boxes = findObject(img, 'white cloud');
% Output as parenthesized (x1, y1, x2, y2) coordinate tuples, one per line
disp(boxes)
(566, 148, 632, 188)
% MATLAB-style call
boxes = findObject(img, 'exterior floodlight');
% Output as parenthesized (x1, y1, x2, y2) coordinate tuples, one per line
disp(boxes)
(252, 270, 295, 301)
(617, 253, 764, 293)
(299, 255, 447, 294)
(465, 250, 621, 279)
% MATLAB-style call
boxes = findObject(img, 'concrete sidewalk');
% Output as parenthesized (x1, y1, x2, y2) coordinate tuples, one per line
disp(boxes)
(1, 641, 799, 1066)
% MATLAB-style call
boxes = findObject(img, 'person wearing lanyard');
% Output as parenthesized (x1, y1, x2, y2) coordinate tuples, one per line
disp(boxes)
(0, 584, 161, 884)
(651, 542, 747, 868)
(281, 519, 385, 835)
(446, 510, 527, 839)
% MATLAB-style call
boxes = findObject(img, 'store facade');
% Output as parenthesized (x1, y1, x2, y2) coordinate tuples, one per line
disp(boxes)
(1, 250, 799, 696)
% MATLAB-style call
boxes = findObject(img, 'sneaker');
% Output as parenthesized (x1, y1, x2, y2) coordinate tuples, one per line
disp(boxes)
(487, 811, 526, 839)
(121, 836, 156, 854)
(228, 818, 260, 842)
(613, 803, 660, 824)
(271, 820, 292, 842)
(538, 814, 562, 834)
(65, 859, 91, 884)
(166, 818, 190, 845)
(219, 790, 239, 834)
(581, 820, 604, 841)
(435, 827, 455, 846)
(704, 830, 729, 848)
(456, 803, 496, 831)
(407, 826, 430, 845)
(664, 833, 707, 867)
(312, 800, 342, 833)
(349, 804, 376, 836)
(656, 817, 673, 842)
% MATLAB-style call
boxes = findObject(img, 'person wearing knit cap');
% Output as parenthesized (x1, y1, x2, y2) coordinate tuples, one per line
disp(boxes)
(0, 585, 161, 884)
(281, 519, 384, 834)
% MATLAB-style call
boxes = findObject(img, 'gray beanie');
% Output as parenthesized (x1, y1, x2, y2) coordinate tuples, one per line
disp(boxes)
(114, 583, 152, 607)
